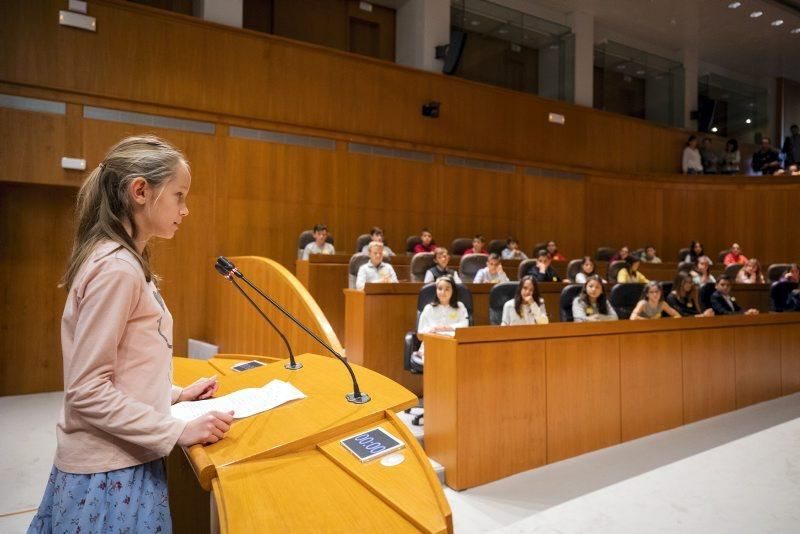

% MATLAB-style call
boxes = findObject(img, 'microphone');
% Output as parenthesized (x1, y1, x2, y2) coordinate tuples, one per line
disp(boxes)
(215, 261, 302, 371)
(214, 257, 370, 404)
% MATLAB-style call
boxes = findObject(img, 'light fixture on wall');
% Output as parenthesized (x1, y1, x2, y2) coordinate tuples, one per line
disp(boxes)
(745, 118, 752, 124)
(59, 0, 96, 32)
(711, 126, 719, 133)
(422, 102, 440, 118)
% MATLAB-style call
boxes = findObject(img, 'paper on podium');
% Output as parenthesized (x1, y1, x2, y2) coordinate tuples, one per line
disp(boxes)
(171, 380, 306, 421)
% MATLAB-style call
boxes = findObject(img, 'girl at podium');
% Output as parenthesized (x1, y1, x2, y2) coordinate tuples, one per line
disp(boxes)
(501, 275, 548, 325)
(29, 136, 234, 533)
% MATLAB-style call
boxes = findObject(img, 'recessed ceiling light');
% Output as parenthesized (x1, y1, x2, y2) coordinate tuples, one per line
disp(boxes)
(750, 11, 763, 18)
(470, 20, 480, 26)
(616, 63, 626, 70)
(711, 126, 719, 133)
(771, 19, 784, 26)
(728, 2, 741, 8)
(498, 28, 508, 34)
(792, 28, 800, 34)
(636, 69, 646, 75)
(745, 118, 752, 124)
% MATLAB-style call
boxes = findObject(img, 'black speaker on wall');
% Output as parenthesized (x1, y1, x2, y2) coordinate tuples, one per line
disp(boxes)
(437, 29, 467, 75)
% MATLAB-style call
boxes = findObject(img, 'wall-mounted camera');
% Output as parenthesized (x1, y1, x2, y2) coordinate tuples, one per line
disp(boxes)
(422, 101, 440, 118)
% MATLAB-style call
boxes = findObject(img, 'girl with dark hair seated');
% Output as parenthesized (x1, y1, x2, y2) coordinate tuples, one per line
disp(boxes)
(666, 272, 714, 317)
(501, 275, 548, 325)
(617, 255, 649, 284)
(630, 281, 681, 320)
(572, 275, 618, 322)
(411, 276, 469, 366)
(691, 255, 715, 286)
(685, 241, 706, 264)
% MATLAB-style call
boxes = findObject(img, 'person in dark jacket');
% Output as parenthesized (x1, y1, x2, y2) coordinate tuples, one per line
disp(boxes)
(710, 275, 759, 315)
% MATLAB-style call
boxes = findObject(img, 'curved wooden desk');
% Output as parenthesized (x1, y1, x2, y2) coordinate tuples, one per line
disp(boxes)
(423, 313, 800, 490)
(170, 354, 452, 533)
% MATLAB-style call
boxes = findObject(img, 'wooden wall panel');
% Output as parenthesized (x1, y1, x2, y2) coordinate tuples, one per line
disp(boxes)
(781, 327, 800, 395)
(734, 325, 782, 408)
(546, 336, 621, 463)
(1, 0, 701, 174)
(619, 331, 684, 441)
(0, 183, 75, 395)
(681, 329, 736, 423)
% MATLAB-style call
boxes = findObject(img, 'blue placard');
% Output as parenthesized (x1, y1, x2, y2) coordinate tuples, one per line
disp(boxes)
(340, 427, 404, 462)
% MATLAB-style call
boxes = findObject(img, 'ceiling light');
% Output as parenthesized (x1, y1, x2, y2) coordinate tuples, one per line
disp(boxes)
(636, 69, 646, 75)
(746, 118, 752, 124)
(711, 126, 719, 133)
(616, 63, 626, 70)
(750, 11, 763, 18)
(498, 28, 509, 34)
(791, 28, 800, 34)
(771, 19, 784, 26)
(470, 20, 480, 26)
(727, 2, 741, 8)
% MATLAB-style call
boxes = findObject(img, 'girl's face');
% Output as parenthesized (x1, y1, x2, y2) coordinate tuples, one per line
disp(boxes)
(682, 278, 694, 293)
(547, 242, 557, 253)
(693, 242, 702, 254)
(647, 285, 662, 302)
(746, 259, 757, 273)
(620, 247, 629, 259)
(520, 279, 534, 302)
(698, 259, 710, 273)
(582, 259, 594, 274)
(435, 251, 449, 268)
(139, 162, 191, 242)
(436, 280, 453, 305)
(586, 279, 602, 300)
(421, 232, 432, 245)
(632, 260, 641, 272)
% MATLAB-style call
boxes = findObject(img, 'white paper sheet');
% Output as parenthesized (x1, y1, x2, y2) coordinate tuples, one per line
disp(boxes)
(170, 379, 306, 421)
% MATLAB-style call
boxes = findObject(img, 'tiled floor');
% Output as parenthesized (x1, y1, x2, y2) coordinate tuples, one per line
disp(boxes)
(2, 391, 799, 533)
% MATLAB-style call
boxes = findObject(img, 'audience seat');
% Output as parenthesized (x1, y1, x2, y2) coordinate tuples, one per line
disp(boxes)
(488, 239, 505, 256)
(718, 249, 730, 263)
(347, 253, 370, 288)
(609, 283, 644, 319)
(660, 281, 673, 296)
(607, 260, 626, 282)
(297, 230, 334, 259)
(405, 235, 422, 255)
(355, 234, 371, 254)
(409, 252, 435, 282)
(633, 248, 645, 257)
(489, 282, 518, 325)
(459, 254, 488, 283)
(403, 283, 474, 424)
(517, 258, 536, 280)
(451, 237, 472, 256)
(677, 248, 690, 262)
(559, 284, 583, 322)
(724, 263, 743, 279)
(566, 259, 583, 282)
(767, 263, 790, 283)
(678, 261, 695, 273)
(698, 282, 716, 311)
(770, 281, 798, 312)
(532, 242, 547, 257)
(596, 247, 615, 261)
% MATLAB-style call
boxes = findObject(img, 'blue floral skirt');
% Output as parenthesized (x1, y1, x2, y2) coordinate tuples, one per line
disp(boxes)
(28, 459, 171, 533)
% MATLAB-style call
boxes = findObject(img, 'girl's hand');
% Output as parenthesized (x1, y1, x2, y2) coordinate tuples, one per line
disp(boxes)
(179, 375, 219, 402)
(177, 410, 234, 446)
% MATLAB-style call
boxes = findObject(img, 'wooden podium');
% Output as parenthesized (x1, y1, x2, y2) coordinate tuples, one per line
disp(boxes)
(169, 353, 452, 533)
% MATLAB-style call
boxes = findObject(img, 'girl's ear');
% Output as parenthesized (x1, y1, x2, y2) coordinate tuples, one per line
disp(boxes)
(130, 177, 148, 206)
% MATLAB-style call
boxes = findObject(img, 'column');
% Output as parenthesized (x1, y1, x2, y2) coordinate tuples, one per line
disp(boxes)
(194, 0, 243, 28)
(569, 10, 594, 107)
(395, 0, 450, 73)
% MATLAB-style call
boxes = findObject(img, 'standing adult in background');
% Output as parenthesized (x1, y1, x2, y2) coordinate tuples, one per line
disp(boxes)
(546, 241, 566, 262)
(301, 223, 335, 259)
(413, 228, 436, 254)
(782, 124, 800, 168)
(682, 135, 703, 174)
(356, 241, 398, 289)
(720, 139, 741, 174)
(700, 137, 719, 174)
(723, 243, 748, 266)
(361, 227, 395, 257)
(751, 137, 781, 175)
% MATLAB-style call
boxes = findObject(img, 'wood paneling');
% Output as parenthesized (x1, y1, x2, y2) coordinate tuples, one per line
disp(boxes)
(0, 183, 75, 395)
(546, 336, 621, 463)
(734, 325, 782, 408)
(619, 331, 684, 441)
(681, 329, 736, 423)
(781, 327, 800, 395)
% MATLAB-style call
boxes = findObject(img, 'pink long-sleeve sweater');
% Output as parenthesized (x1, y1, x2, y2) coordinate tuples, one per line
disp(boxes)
(55, 240, 187, 474)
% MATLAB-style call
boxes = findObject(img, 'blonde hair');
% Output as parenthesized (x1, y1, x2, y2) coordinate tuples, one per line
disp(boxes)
(62, 135, 188, 290)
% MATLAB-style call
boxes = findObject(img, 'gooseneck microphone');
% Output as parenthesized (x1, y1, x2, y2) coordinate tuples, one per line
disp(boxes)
(215, 263, 302, 371)
(215, 256, 371, 404)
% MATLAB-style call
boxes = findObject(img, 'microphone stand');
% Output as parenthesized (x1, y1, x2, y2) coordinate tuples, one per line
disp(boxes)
(216, 257, 370, 404)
